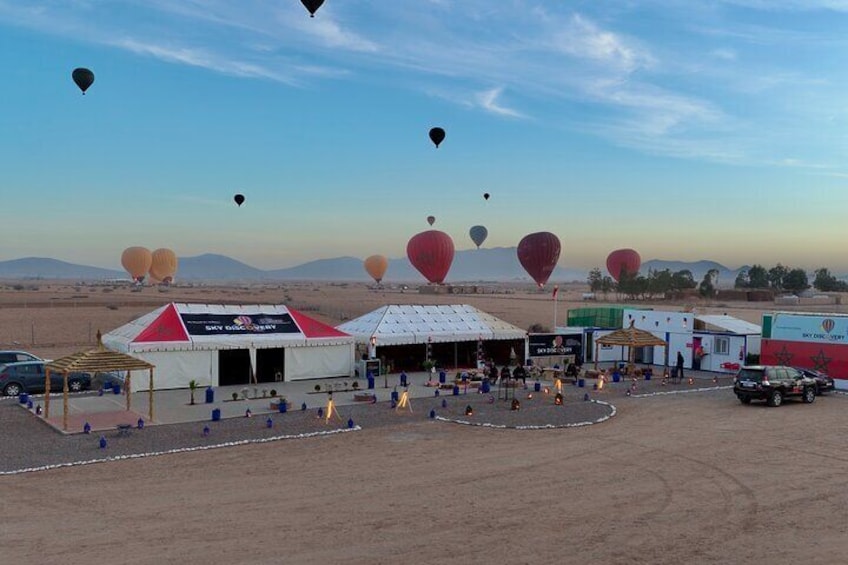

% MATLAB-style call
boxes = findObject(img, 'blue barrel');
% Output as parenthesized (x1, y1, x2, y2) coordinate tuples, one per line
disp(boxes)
(452, 385, 460, 396)
(578, 378, 585, 388)
(534, 382, 541, 392)
(644, 372, 651, 381)
(400, 373, 408, 387)
(367, 374, 375, 390)
(278, 401, 287, 413)
(205, 387, 214, 404)
(18, 392, 28, 404)
(211, 408, 221, 422)
(112, 383, 121, 395)
(439, 370, 446, 384)
(481, 380, 491, 394)
(391, 390, 399, 402)
(612, 373, 621, 383)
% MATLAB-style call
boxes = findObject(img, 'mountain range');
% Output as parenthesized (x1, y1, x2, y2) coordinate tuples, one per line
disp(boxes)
(0, 250, 751, 285)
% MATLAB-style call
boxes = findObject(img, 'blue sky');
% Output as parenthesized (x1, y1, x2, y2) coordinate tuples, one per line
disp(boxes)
(1, 0, 847, 273)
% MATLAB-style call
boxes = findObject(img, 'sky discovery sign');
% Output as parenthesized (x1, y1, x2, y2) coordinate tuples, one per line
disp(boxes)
(770, 313, 848, 344)
(180, 313, 300, 336)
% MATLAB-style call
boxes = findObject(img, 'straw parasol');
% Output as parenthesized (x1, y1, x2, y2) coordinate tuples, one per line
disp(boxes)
(594, 321, 667, 371)
(45, 331, 155, 431)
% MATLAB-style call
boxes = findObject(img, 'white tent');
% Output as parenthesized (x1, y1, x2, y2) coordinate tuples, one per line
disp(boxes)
(338, 304, 527, 370)
(103, 303, 355, 391)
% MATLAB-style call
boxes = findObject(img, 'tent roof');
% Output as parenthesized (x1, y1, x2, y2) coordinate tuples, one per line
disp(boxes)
(102, 303, 352, 352)
(695, 314, 761, 335)
(47, 334, 154, 373)
(337, 304, 527, 346)
(595, 324, 668, 347)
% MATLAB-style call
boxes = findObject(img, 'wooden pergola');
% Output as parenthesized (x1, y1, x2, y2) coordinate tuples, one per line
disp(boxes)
(44, 332, 156, 431)
(594, 322, 668, 371)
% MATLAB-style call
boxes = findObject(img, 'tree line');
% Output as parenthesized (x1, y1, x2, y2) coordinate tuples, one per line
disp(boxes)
(586, 264, 847, 301)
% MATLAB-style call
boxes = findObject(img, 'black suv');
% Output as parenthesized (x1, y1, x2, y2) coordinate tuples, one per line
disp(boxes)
(734, 365, 817, 407)
(0, 361, 91, 396)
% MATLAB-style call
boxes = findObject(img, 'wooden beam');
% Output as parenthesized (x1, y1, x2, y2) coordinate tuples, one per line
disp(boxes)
(62, 372, 69, 432)
(44, 368, 51, 419)
(148, 368, 154, 422)
(126, 372, 132, 412)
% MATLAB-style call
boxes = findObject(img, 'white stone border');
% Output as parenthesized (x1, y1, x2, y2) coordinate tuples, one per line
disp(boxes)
(0, 426, 361, 476)
(433, 399, 616, 429)
(629, 385, 732, 398)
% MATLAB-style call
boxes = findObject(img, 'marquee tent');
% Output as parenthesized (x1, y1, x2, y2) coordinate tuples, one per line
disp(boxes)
(337, 304, 528, 370)
(102, 303, 354, 392)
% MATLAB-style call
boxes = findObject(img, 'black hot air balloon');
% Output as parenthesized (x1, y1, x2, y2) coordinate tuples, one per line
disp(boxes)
(72, 68, 95, 95)
(429, 127, 446, 148)
(483, 193, 490, 201)
(301, 0, 325, 17)
(234, 194, 245, 207)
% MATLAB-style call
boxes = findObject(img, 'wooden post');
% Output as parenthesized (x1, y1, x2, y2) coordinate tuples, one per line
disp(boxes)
(63, 372, 69, 431)
(44, 368, 51, 419)
(594, 341, 599, 370)
(148, 368, 154, 422)
(126, 372, 132, 412)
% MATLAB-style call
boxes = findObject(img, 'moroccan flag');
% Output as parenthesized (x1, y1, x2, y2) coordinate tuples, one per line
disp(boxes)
(552, 285, 559, 300)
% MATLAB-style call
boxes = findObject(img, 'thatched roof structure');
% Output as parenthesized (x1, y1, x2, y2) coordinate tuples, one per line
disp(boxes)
(44, 331, 156, 431)
(595, 324, 668, 348)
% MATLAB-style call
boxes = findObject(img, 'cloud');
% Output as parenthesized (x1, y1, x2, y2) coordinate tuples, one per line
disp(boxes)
(553, 14, 655, 73)
(475, 87, 524, 118)
(711, 48, 737, 60)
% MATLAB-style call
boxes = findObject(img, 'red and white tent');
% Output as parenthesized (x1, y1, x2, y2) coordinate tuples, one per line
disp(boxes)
(103, 303, 354, 391)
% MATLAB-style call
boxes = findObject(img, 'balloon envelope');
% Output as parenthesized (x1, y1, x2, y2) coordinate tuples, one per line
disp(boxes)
(72, 68, 94, 94)
(427, 215, 435, 226)
(121, 247, 153, 283)
(407, 230, 455, 284)
(301, 0, 325, 17)
(363, 255, 388, 283)
(517, 232, 561, 287)
(234, 194, 245, 207)
(606, 248, 641, 281)
(469, 225, 488, 249)
(150, 248, 178, 284)
(429, 127, 446, 148)
(483, 193, 490, 201)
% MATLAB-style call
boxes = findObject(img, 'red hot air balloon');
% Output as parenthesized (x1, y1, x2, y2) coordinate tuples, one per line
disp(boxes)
(407, 230, 455, 284)
(517, 232, 561, 287)
(606, 248, 642, 282)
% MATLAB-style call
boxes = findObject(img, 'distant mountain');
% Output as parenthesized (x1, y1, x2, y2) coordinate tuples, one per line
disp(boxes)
(0, 257, 124, 279)
(0, 253, 748, 284)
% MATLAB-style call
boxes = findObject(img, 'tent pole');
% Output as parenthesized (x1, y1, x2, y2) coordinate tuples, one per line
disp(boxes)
(454, 342, 458, 370)
(148, 368, 154, 422)
(63, 372, 69, 431)
(44, 368, 51, 419)
(126, 372, 132, 412)
(594, 341, 599, 370)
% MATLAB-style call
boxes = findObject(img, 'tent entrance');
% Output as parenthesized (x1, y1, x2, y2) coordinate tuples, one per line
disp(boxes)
(218, 349, 252, 386)
(256, 348, 285, 383)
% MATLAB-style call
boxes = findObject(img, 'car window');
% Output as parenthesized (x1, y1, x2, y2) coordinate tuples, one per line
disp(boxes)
(737, 369, 764, 382)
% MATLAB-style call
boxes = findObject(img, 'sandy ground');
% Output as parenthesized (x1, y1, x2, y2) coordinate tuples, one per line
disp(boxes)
(2, 282, 848, 563)
(3, 388, 847, 564)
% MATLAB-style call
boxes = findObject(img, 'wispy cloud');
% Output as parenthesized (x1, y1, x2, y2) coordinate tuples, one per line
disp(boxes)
(475, 87, 524, 118)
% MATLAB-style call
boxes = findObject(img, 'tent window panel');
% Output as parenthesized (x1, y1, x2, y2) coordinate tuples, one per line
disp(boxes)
(714, 337, 730, 355)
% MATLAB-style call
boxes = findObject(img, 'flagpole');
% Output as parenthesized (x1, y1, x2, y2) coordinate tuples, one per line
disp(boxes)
(553, 285, 559, 330)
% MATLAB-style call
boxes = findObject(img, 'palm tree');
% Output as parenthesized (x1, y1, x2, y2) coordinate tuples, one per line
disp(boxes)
(189, 379, 198, 405)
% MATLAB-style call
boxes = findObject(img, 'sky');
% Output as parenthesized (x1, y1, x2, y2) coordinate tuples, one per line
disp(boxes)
(1, 0, 847, 273)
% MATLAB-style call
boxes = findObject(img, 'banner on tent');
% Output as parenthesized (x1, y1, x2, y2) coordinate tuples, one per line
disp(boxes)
(180, 313, 300, 335)
(528, 333, 582, 357)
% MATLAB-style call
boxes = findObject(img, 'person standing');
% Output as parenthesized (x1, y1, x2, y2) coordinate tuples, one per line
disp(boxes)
(675, 351, 685, 383)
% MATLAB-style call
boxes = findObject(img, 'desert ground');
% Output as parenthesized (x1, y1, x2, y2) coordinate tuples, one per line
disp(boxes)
(2, 281, 848, 564)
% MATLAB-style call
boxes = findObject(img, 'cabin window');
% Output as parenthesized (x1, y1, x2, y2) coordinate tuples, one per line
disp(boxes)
(714, 337, 730, 355)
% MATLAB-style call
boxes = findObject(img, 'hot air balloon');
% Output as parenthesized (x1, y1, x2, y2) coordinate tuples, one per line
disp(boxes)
(517, 232, 561, 287)
(429, 127, 446, 148)
(72, 68, 94, 94)
(483, 193, 490, 201)
(469, 225, 488, 249)
(606, 248, 641, 282)
(301, 0, 325, 17)
(427, 215, 436, 226)
(234, 194, 245, 207)
(363, 255, 388, 284)
(121, 247, 153, 283)
(407, 230, 455, 284)
(149, 248, 178, 285)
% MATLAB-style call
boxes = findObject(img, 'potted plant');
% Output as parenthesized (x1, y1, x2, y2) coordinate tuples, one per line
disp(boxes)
(189, 379, 198, 405)
(422, 360, 436, 373)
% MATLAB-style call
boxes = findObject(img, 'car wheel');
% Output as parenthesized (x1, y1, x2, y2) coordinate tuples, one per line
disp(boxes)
(767, 390, 783, 407)
(68, 379, 84, 393)
(3, 382, 23, 396)
(802, 387, 816, 404)
(738, 396, 752, 404)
